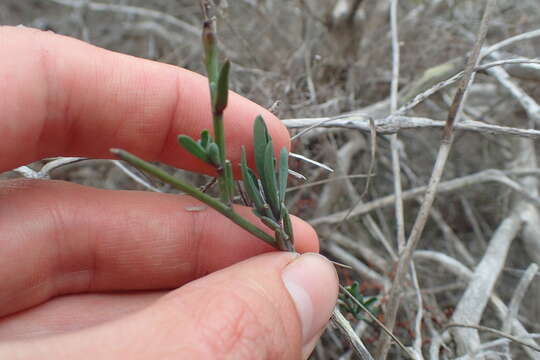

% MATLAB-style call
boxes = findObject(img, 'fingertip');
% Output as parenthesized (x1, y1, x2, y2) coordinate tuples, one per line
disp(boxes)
(281, 253, 338, 345)
(290, 216, 319, 253)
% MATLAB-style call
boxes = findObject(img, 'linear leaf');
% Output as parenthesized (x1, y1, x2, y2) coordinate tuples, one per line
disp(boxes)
(253, 115, 269, 178)
(278, 147, 288, 205)
(178, 135, 209, 163)
(240, 146, 265, 212)
(214, 60, 230, 114)
(262, 140, 280, 219)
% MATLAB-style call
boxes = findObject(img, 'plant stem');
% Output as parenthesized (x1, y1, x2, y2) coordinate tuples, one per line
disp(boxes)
(213, 114, 226, 165)
(111, 148, 277, 248)
(213, 113, 230, 203)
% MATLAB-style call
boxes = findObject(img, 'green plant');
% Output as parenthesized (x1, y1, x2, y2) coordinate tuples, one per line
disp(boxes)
(338, 281, 378, 321)
(111, 9, 294, 253)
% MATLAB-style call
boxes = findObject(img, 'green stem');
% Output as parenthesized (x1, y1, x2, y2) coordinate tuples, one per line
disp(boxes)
(213, 113, 229, 203)
(213, 114, 226, 165)
(111, 148, 277, 248)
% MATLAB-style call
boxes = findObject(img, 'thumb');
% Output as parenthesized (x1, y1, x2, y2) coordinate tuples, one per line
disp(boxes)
(3, 252, 338, 360)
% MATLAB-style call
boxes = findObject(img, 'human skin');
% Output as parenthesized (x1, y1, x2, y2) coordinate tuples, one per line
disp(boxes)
(0, 26, 338, 359)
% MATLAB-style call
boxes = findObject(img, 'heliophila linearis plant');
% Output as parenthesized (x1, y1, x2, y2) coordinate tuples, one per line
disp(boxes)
(111, 7, 294, 253)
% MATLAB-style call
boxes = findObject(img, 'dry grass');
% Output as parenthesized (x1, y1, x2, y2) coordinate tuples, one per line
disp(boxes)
(2, 0, 540, 358)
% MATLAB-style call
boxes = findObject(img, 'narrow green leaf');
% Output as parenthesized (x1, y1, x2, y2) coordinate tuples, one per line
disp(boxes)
(214, 60, 230, 115)
(278, 147, 288, 205)
(178, 135, 209, 163)
(253, 115, 269, 177)
(224, 160, 234, 203)
(200, 130, 211, 149)
(261, 140, 280, 219)
(282, 205, 295, 247)
(240, 146, 265, 212)
(207, 143, 221, 166)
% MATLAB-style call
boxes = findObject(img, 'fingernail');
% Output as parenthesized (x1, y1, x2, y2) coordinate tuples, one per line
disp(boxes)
(281, 253, 338, 344)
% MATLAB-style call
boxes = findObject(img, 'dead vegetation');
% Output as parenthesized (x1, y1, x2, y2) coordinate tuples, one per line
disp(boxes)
(2, 0, 540, 358)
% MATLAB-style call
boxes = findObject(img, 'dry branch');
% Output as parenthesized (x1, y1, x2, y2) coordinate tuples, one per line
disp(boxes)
(376, 3, 494, 357)
(450, 214, 523, 355)
(46, 0, 199, 35)
(311, 169, 540, 225)
(284, 115, 540, 139)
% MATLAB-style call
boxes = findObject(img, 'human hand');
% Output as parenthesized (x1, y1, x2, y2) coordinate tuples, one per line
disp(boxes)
(0, 27, 338, 359)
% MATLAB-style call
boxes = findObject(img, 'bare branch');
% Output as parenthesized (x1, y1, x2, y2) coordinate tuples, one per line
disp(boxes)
(311, 169, 540, 225)
(445, 323, 540, 353)
(46, 0, 199, 36)
(331, 307, 375, 360)
(482, 28, 540, 60)
(450, 214, 522, 355)
(503, 263, 539, 333)
(389, 0, 406, 252)
(284, 116, 540, 139)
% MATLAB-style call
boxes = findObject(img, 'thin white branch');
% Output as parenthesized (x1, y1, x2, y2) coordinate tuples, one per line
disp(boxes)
(415, 251, 540, 359)
(450, 214, 523, 356)
(13, 158, 87, 179)
(12, 166, 39, 178)
(46, 0, 199, 36)
(311, 169, 540, 225)
(284, 116, 540, 139)
(331, 307, 375, 360)
(389, 0, 406, 251)
(482, 28, 540, 60)
(413, 250, 473, 282)
(112, 160, 163, 193)
(446, 323, 540, 353)
(326, 242, 390, 289)
(503, 263, 539, 333)
(40, 157, 86, 177)
(487, 66, 540, 124)
(410, 263, 424, 359)
(289, 152, 334, 172)
(323, 231, 388, 273)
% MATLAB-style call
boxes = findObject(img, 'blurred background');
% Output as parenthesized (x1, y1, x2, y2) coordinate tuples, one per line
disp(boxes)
(2, 1, 540, 358)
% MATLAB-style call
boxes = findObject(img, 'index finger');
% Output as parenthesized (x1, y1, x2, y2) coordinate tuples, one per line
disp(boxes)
(0, 26, 289, 173)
